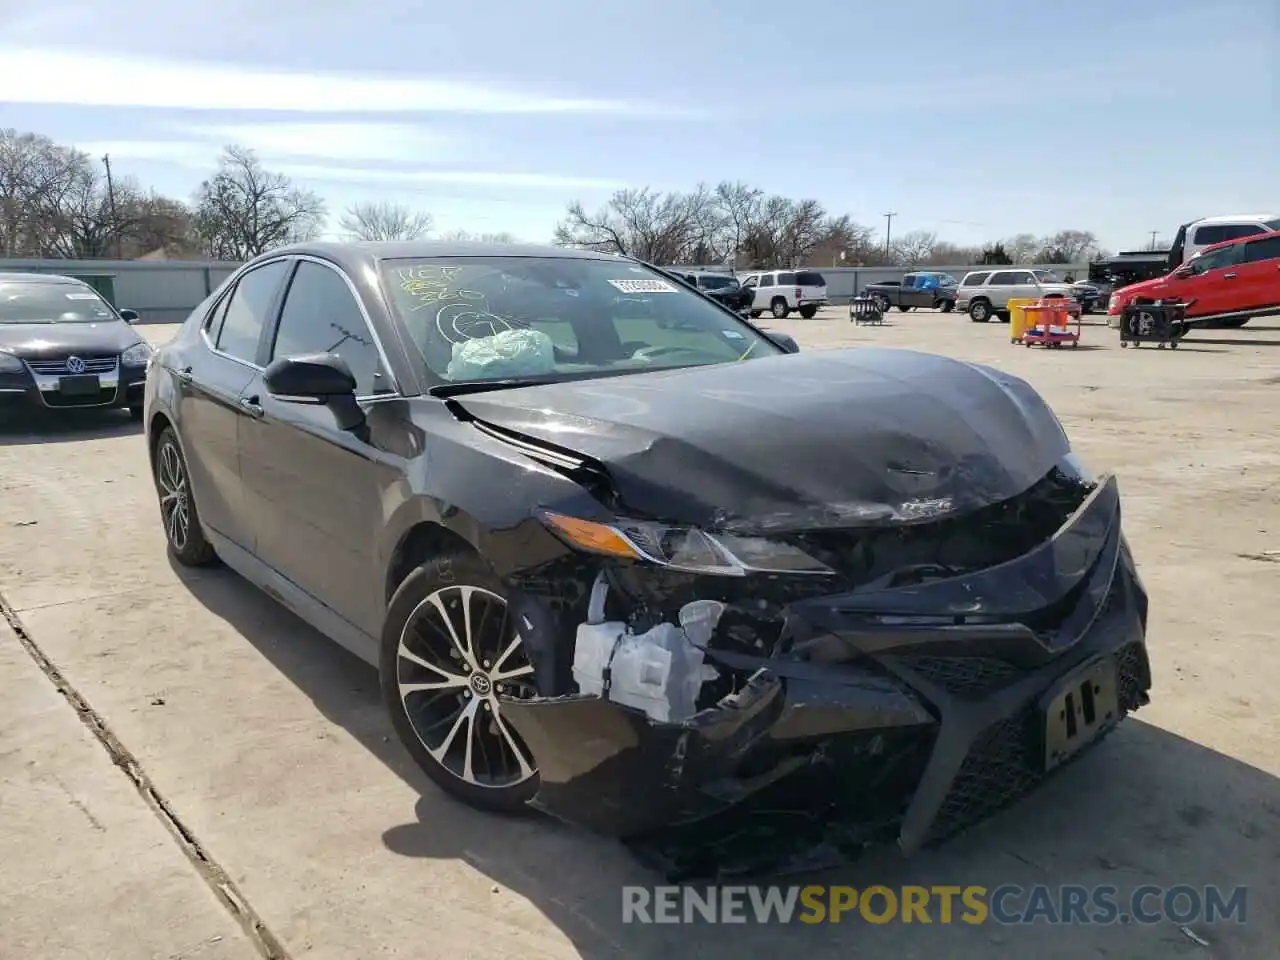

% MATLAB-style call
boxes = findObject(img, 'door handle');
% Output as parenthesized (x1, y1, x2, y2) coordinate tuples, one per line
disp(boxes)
(176, 366, 193, 385)
(239, 396, 264, 418)
(1224, 273, 1237, 279)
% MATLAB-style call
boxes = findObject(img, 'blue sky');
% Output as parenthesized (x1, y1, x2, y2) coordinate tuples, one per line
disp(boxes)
(1, 0, 1276, 251)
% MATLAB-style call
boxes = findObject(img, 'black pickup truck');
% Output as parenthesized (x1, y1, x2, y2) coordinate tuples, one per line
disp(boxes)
(679, 271, 755, 314)
(862, 271, 958, 312)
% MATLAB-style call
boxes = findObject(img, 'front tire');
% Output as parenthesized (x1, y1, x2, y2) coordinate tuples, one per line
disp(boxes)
(969, 300, 992, 323)
(381, 553, 541, 814)
(152, 426, 218, 567)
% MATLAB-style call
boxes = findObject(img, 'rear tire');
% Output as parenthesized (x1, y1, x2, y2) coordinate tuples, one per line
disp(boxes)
(969, 300, 992, 323)
(770, 298, 790, 319)
(938, 300, 955, 313)
(798, 305, 818, 319)
(152, 427, 218, 567)
(381, 553, 541, 814)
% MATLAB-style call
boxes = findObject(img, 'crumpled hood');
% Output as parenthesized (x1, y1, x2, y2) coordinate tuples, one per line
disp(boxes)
(0, 320, 140, 360)
(454, 348, 1070, 530)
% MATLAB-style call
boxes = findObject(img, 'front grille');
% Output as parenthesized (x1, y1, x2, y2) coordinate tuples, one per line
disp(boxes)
(27, 355, 118, 375)
(793, 465, 1095, 588)
(926, 641, 1149, 843)
(907, 656, 1022, 697)
(42, 388, 117, 408)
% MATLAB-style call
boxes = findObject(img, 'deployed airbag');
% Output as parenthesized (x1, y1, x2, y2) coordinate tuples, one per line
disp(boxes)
(446, 328, 557, 380)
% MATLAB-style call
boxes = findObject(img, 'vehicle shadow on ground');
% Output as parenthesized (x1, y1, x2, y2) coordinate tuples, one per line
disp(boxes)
(1184, 337, 1280, 348)
(177, 564, 1280, 960)
(0, 410, 141, 446)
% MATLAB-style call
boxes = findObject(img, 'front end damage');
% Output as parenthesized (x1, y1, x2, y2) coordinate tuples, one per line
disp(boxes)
(499, 464, 1152, 880)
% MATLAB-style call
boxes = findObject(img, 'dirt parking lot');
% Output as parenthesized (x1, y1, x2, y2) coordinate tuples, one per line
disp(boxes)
(1, 309, 1277, 959)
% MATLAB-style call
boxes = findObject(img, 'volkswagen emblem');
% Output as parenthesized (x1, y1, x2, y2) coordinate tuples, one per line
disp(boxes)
(66, 356, 87, 374)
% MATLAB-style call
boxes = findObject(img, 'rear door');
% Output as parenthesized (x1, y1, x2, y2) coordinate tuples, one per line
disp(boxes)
(794, 270, 827, 305)
(1233, 234, 1280, 314)
(178, 258, 291, 550)
(238, 257, 403, 636)
(985, 270, 1025, 308)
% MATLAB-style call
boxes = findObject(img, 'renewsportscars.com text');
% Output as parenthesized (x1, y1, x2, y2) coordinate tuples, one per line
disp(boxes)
(621, 884, 1248, 926)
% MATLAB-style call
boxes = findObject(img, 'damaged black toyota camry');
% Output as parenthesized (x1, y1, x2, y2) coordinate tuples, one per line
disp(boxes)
(145, 241, 1151, 879)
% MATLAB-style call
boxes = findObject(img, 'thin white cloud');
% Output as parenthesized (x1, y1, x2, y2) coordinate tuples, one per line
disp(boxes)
(75, 139, 624, 191)
(176, 122, 468, 163)
(275, 164, 625, 191)
(0, 47, 683, 116)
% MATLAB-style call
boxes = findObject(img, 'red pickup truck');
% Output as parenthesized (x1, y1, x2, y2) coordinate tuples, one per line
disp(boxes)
(1108, 230, 1280, 329)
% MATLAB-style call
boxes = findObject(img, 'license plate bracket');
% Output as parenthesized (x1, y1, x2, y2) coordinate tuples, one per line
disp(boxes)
(1040, 656, 1120, 772)
(58, 374, 101, 396)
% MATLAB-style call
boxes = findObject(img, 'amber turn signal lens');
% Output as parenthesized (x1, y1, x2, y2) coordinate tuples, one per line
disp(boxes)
(540, 512, 640, 559)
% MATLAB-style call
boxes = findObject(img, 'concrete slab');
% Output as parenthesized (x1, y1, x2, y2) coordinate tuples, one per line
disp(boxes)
(0, 619, 255, 960)
(1, 314, 1278, 958)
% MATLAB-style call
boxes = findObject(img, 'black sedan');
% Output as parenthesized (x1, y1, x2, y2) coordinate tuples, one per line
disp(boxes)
(144, 241, 1152, 878)
(1, 273, 151, 418)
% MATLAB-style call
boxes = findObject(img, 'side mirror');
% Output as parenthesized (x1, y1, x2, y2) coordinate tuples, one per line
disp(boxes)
(119, 308, 139, 323)
(264, 352, 365, 430)
(768, 331, 800, 354)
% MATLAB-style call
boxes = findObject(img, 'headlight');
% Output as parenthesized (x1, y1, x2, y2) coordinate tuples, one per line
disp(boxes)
(540, 511, 834, 577)
(120, 341, 154, 367)
(0, 350, 23, 373)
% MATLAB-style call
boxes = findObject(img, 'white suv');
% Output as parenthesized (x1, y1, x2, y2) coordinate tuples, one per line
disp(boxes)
(955, 268, 1078, 323)
(740, 269, 829, 319)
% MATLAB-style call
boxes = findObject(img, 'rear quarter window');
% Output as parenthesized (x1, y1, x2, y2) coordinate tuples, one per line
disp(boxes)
(795, 271, 825, 286)
(777, 271, 797, 285)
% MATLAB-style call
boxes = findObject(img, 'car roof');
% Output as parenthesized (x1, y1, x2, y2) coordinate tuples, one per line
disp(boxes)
(1191, 213, 1280, 225)
(259, 240, 624, 275)
(1198, 228, 1280, 255)
(0, 271, 88, 285)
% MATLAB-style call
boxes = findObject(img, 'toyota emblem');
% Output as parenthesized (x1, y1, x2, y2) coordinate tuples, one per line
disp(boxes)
(66, 356, 87, 374)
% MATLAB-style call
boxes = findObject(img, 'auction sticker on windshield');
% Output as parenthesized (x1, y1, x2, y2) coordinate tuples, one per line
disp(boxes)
(608, 278, 678, 294)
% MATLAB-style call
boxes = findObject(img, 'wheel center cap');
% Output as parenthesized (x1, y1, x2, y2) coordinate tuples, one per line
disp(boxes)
(469, 673, 492, 696)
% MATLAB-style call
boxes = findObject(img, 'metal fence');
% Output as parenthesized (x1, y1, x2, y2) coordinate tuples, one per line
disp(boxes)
(0, 258, 241, 324)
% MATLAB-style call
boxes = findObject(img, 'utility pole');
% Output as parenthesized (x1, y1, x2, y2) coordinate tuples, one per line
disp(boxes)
(1148, 230, 1158, 250)
(883, 212, 897, 258)
(103, 154, 122, 259)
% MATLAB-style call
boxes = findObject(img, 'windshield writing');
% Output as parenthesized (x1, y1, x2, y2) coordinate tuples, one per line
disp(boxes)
(381, 256, 782, 384)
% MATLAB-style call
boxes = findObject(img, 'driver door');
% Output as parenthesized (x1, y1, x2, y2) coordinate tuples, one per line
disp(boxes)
(238, 257, 403, 636)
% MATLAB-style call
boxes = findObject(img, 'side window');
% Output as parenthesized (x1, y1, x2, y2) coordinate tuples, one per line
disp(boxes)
(204, 293, 232, 341)
(1192, 225, 1228, 247)
(777, 271, 797, 285)
(1009, 271, 1035, 284)
(1186, 245, 1241, 276)
(902, 275, 917, 288)
(1242, 236, 1280, 264)
(741, 275, 758, 288)
(963, 272, 991, 286)
(271, 260, 392, 397)
(759, 274, 775, 287)
(988, 271, 1016, 284)
(215, 260, 290, 363)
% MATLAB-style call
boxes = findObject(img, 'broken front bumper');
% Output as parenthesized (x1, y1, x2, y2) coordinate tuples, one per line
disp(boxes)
(501, 475, 1152, 878)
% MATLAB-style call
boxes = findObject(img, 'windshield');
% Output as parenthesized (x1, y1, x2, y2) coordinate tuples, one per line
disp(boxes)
(380, 256, 783, 386)
(1033, 271, 1062, 282)
(0, 282, 117, 324)
(697, 275, 739, 290)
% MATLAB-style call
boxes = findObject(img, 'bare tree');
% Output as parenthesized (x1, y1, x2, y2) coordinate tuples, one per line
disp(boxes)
(192, 146, 326, 260)
(892, 230, 939, 266)
(554, 186, 714, 264)
(1036, 229, 1099, 263)
(338, 200, 433, 241)
(1003, 233, 1041, 264)
(439, 228, 518, 243)
(0, 129, 87, 256)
